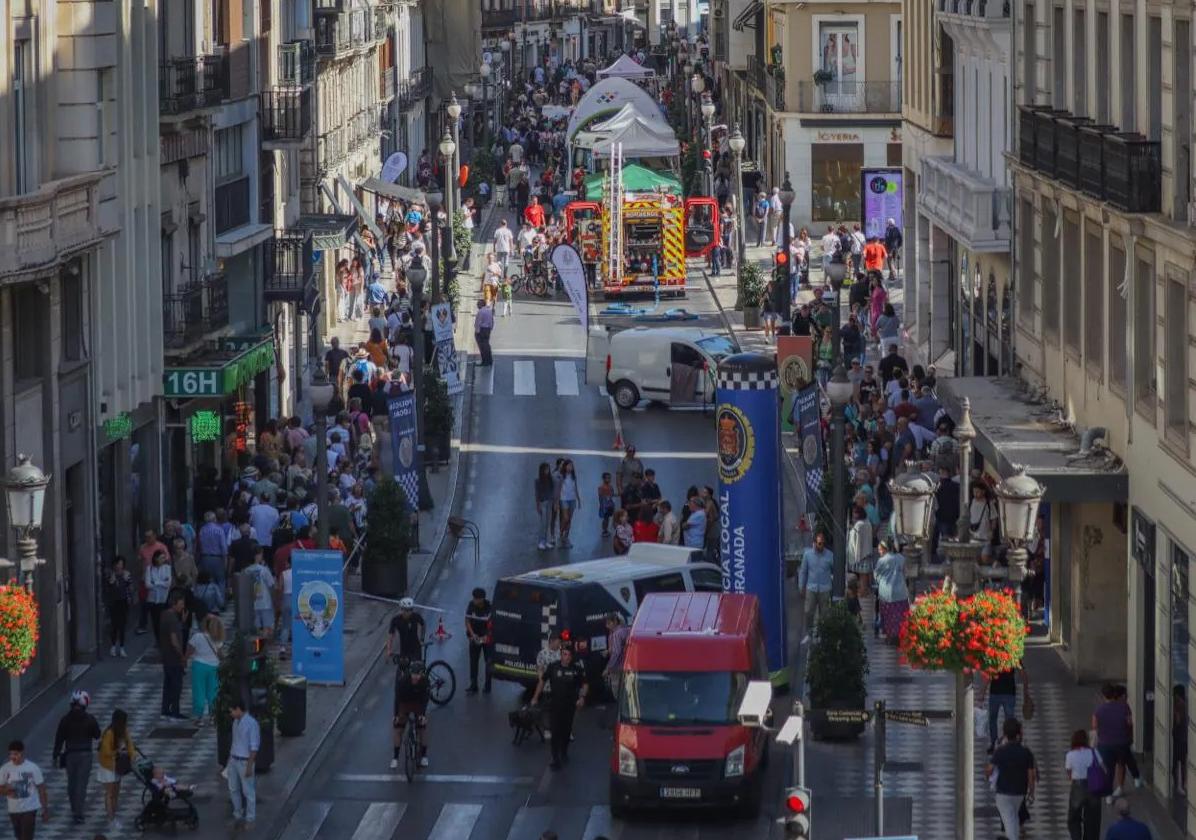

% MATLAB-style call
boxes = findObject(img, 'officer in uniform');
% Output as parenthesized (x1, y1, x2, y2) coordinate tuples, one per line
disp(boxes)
(531, 646, 588, 769)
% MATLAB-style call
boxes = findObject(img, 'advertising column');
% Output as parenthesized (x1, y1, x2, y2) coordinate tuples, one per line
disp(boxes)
(716, 353, 787, 685)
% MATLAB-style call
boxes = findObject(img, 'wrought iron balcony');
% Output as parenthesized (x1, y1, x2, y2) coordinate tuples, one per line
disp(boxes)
(397, 66, 432, 109)
(163, 282, 206, 350)
(204, 271, 229, 331)
(262, 87, 313, 145)
(318, 127, 349, 169)
(1078, 123, 1117, 199)
(0, 173, 106, 282)
(160, 126, 209, 165)
(159, 55, 228, 115)
(1104, 133, 1161, 213)
(746, 56, 785, 111)
(1033, 108, 1062, 175)
(214, 177, 251, 235)
(1053, 115, 1092, 190)
(795, 81, 901, 114)
(918, 156, 1011, 252)
(482, 8, 520, 28)
(315, 7, 378, 57)
(265, 232, 315, 302)
(278, 40, 316, 86)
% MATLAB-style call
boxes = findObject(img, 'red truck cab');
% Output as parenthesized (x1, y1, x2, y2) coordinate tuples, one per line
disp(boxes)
(609, 592, 770, 817)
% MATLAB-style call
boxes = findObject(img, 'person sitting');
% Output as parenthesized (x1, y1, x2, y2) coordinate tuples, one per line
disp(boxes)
(150, 765, 195, 800)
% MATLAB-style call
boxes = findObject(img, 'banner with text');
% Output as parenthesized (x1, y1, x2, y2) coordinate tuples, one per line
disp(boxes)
(794, 383, 824, 514)
(291, 549, 345, 684)
(859, 168, 903, 240)
(551, 244, 589, 333)
(388, 392, 420, 509)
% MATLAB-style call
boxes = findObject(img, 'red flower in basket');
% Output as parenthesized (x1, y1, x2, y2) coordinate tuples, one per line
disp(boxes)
(0, 586, 40, 675)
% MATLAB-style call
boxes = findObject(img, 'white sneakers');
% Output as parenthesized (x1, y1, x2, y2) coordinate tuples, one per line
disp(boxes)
(389, 758, 398, 770)
(119, 647, 127, 658)
(110, 645, 117, 656)
(419, 756, 429, 768)
(537, 541, 547, 550)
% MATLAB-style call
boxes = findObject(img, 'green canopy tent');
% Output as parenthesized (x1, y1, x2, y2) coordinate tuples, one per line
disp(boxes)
(582, 163, 682, 198)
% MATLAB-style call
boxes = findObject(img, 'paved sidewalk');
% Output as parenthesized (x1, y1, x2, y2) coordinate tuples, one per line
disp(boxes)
(702, 252, 1185, 840)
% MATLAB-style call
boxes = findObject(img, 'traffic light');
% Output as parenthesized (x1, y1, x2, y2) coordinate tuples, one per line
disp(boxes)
(773, 249, 789, 313)
(242, 635, 266, 676)
(782, 786, 811, 838)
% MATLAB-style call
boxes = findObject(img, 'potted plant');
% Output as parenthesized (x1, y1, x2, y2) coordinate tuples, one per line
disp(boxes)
(813, 68, 834, 85)
(361, 478, 413, 597)
(0, 586, 40, 675)
(807, 603, 869, 740)
(423, 365, 454, 464)
(214, 632, 281, 771)
(739, 261, 767, 329)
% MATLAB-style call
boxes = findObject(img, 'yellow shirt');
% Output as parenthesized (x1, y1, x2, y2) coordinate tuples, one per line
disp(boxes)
(98, 728, 135, 771)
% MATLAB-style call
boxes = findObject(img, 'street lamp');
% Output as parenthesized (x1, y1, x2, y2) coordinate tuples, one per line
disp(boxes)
(479, 61, 492, 135)
(700, 93, 715, 196)
(446, 92, 462, 218)
(405, 258, 434, 511)
(438, 129, 457, 264)
(888, 470, 939, 577)
(826, 364, 852, 598)
(777, 173, 795, 319)
(4, 455, 50, 588)
(993, 467, 1045, 583)
(729, 125, 748, 308)
(426, 188, 444, 304)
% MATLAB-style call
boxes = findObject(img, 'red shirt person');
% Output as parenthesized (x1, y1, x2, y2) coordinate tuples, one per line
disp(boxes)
(524, 197, 546, 229)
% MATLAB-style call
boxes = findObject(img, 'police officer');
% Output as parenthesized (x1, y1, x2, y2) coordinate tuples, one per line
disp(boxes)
(464, 587, 493, 694)
(531, 646, 588, 769)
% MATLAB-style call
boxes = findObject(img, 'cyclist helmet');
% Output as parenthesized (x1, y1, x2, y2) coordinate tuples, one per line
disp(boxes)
(70, 690, 90, 708)
(409, 660, 426, 675)
(399, 597, 415, 610)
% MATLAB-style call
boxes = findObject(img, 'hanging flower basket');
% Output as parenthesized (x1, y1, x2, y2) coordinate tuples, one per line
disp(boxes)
(898, 587, 1027, 676)
(0, 586, 39, 675)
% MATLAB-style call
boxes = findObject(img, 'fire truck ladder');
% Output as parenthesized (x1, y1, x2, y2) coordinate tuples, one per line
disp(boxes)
(608, 142, 624, 284)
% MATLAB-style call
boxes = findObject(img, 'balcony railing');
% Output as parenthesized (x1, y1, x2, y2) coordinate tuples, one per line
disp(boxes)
(1105, 133, 1161, 213)
(381, 68, 396, 101)
(163, 282, 206, 349)
(265, 232, 315, 301)
(919, 156, 1012, 251)
(1078, 123, 1117, 199)
(262, 87, 313, 144)
(318, 127, 349, 168)
(745, 56, 784, 109)
(205, 272, 229, 331)
(482, 8, 521, 28)
(937, 0, 1010, 15)
(159, 55, 228, 115)
(397, 66, 432, 109)
(315, 8, 378, 57)
(160, 126, 210, 165)
(214, 177, 251, 235)
(795, 81, 901, 114)
(278, 40, 315, 86)
(1053, 115, 1092, 190)
(0, 173, 105, 281)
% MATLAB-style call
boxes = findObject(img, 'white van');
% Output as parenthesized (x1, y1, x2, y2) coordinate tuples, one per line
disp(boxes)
(586, 325, 738, 409)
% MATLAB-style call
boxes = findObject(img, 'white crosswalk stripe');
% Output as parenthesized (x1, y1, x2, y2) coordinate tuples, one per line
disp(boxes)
(280, 800, 332, 840)
(582, 805, 621, 839)
(513, 360, 537, 395)
(476, 361, 495, 395)
(426, 802, 484, 840)
(474, 359, 599, 399)
(554, 359, 580, 395)
(505, 805, 556, 840)
(348, 802, 407, 840)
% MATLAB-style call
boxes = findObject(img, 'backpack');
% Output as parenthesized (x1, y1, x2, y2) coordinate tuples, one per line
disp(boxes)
(1086, 748, 1113, 797)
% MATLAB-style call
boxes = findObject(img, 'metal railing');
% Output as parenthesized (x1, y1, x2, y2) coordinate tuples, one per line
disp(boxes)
(396, 66, 431, 108)
(315, 8, 378, 57)
(214, 177, 251, 235)
(278, 40, 315, 86)
(159, 54, 228, 115)
(794, 81, 901, 114)
(265, 232, 315, 301)
(163, 282, 206, 349)
(160, 127, 209, 165)
(262, 87, 313, 143)
(318, 127, 349, 168)
(205, 272, 229, 330)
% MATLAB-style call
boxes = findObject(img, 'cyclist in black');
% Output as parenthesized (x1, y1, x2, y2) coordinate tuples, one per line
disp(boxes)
(392, 660, 430, 769)
(386, 597, 426, 662)
(531, 646, 588, 770)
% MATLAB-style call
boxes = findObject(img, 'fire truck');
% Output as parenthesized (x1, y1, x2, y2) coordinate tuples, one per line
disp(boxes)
(564, 160, 720, 299)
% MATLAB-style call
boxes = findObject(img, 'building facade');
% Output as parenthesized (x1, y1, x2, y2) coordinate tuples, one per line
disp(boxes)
(1011, 0, 1196, 829)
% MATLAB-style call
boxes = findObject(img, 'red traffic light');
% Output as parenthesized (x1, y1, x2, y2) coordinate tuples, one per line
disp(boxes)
(775, 251, 789, 265)
(786, 793, 806, 813)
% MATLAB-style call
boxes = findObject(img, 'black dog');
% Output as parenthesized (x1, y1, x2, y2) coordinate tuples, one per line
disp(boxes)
(508, 706, 546, 745)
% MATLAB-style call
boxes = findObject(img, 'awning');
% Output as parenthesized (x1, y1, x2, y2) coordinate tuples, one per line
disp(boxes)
(733, 0, 762, 31)
(335, 175, 385, 242)
(294, 213, 358, 251)
(937, 377, 1128, 503)
(359, 177, 428, 205)
(162, 332, 276, 399)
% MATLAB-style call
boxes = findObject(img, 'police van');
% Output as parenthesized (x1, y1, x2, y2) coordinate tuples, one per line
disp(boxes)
(491, 544, 721, 687)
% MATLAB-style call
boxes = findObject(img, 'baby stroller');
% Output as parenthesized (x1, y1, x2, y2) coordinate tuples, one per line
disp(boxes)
(131, 753, 200, 832)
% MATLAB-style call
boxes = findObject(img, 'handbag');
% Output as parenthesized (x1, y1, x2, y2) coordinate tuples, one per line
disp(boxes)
(1086, 747, 1113, 797)
(1022, 693, 1036, 721)
(114, 749, 133, 776)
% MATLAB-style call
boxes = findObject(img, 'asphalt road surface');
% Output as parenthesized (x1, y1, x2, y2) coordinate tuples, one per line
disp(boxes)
(272, 272, 791, 840)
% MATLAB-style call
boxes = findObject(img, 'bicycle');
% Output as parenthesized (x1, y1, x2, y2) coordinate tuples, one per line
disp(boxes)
(508, 267, 550, 298)
(391, 642, 457, 706)
(402, 711, 423, 782)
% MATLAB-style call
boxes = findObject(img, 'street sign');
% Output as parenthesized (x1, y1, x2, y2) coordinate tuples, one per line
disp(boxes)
(807, 709, 873, 724)
(163, 367, 222, 398)
(885, 709, 954, 726)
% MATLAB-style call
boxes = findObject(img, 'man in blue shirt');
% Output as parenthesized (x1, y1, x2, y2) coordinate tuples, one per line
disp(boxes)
(799, 532, 835, 634)
(1105, 799, 1154, 840)
(227, 699, 261, 829)
(682, 498, 707, 549)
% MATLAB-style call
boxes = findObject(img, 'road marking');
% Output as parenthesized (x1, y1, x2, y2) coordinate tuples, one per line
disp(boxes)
(494, 348, 585, 358)
(336, 772, 536, 785)
(477, 363, 495, 395)
(583, 805, 622, 840)
(427, 803, 484, 840)
(277, 799, 331, 840)
(599, 385, 608, 397)
(459, 443, 714, 460)
(349, 802, 406, 840)
(513, 361, 536, 396)
(506, 806, 556, 840)
(554, 360, 580, 396)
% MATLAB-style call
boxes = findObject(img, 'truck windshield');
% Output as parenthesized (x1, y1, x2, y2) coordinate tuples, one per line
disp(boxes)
(695, 335, 737, 360)
(619, 671, 749, 726)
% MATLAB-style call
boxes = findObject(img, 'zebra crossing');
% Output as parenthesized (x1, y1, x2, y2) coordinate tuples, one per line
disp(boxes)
(282, 798, 771, 840)
(475, 357, 591, 399)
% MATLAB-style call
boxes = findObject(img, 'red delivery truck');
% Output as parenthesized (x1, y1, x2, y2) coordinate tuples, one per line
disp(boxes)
(609, 592, 770, 818)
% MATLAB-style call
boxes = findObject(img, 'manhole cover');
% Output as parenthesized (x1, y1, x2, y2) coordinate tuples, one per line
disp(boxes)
(884, 761, 924, 772)
(146, 727, 198, 739)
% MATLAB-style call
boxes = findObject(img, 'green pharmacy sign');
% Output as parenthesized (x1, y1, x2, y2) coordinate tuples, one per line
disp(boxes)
(163, 335, 275, 399)
(189, 410, 222, 442)
(102, 413, 134, 441)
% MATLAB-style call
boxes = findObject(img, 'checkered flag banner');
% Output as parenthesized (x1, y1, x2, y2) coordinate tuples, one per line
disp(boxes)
(805, 462, 824, 503)
(395, 469, 420, 510)
(717, 367, 779, 391)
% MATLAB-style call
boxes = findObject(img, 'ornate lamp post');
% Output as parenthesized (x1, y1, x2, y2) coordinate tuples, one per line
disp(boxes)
(700, 92, 715, 197)
(438, 130, 458, 266)
(426, 187, 444, 304)
(689, 73, 704, 146)
(445, 93, 463, 220)
(479, 60, 492, 135)
(888, 469, 940, 578)
(405, 258, 434, 511)
(729, 125, 747, 308)
(993, 467, 1045, 583)
(826, 364, 853, 598)
(777, 174, 795, 319)
(3, 456, 50, 589)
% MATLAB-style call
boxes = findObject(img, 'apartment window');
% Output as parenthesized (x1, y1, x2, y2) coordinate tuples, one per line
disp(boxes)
(1063, 212, 1081, 352)
(1023, 3, 1037, 103)
(12, 286, 44, 381)
(818, 21, 861, 96)
(1164, 274, 1189, 441)
(1018, 198, 1035, 320)
(1133, 251, 1156, 414)
(1096, 12, 1110, 122)
(1149, 16, 1162, 141)
(214, 125, 244, 182)
(12, 41, 31, 194)
(1120, 14, 1136, 130)
(1108, 239, 1127, 392)
(1083, 224, 1103, 374)
(811, 144, 863, 222)
(61, 265, 85, 363)
(1073, 9, 1087, 116)
(1041, 203, 1059, 340)
(1175, 19, 1192, 222)
(1052, 7, 1066, 109)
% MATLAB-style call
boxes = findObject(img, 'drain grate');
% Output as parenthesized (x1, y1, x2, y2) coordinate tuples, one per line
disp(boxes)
(146, 727, 199, 739)
(884, 760, 924, 772)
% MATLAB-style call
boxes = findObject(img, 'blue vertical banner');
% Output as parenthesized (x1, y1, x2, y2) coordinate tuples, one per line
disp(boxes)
(795, 384, 824, 515)
(291, 549, 345, 684)
(388, 392, 420, 509)
(716, 353, 787, 685)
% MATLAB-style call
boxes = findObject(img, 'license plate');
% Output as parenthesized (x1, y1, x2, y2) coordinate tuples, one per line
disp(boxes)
(660, 787, 701, 799)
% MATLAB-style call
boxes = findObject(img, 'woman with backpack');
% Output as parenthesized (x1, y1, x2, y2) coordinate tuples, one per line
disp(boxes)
(1064, 729, 1104, 840)
(97, 708, 135, 832)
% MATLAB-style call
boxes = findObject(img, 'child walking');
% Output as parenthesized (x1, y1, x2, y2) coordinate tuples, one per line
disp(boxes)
(598, 473, 615, 537)
(501, 275, 513, 316)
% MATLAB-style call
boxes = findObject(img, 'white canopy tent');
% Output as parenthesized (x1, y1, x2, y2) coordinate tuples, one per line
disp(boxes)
(590, 102, 670, 135)
(597, 54, 655, 81)
(566, 77, 663, 142)
(592, 119, 679, 159)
